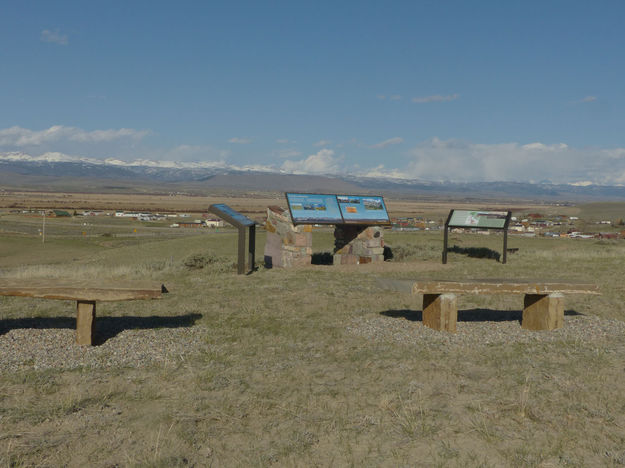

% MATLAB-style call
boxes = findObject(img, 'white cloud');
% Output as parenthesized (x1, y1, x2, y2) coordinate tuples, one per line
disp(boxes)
(376, 95, 386, 100)
(0, 151, 276, 173)
(521, 142, 569, 151)
(228, 137, 252, 144)
(314, 139, 332, 147)
(0, 125, 154, 161)
(276, 139, 290, 144)
(281, 149, 340, 174)
(399, 137, 625, 185)
(41, 29, 68, 45)
(389, 95, 402, 101)
(371, 137, 404, 149)
(358, 165, 408, 179)
(0, 125, 148, 147)
(412, 93, 459, 103)
(579, 96, 597, 103)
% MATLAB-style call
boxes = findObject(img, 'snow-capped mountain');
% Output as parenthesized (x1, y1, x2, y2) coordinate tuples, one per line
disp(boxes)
(3, 152, 625, 201)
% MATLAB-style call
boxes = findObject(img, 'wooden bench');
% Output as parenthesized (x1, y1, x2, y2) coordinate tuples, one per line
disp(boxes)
(0, 279, 166, 345)
(377, 279, 600, 333)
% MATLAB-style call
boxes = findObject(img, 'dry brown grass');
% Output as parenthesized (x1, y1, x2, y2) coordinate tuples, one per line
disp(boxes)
(1, 200, 625, 466)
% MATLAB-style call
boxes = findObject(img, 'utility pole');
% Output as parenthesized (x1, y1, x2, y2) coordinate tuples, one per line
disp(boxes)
(42, 210, 46, 244)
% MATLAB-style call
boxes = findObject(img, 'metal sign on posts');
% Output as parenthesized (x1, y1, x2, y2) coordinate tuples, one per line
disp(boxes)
(208, 204, 256, 275)
(285, 192, 391, 226)
(443, 210, 512, 264)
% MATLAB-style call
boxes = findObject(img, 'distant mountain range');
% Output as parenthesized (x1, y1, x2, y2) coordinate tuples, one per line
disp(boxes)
(2, 152, 625, 202)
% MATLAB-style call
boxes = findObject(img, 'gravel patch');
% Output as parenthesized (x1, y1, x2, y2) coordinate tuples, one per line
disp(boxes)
(0, 324, 209, 373)
(347, 314, 625, 348)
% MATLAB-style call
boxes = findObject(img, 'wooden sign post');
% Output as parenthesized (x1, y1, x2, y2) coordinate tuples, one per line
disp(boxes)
(208, 204, 257, 275)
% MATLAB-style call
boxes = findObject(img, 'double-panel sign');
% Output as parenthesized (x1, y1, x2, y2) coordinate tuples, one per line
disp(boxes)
(286, 193, 391, 226)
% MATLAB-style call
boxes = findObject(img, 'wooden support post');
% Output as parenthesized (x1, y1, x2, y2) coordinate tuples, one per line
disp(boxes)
(503, 229, 508, 264)
(76, 300, 96, 346)
(237, 226, 246, 275)
(442, 227, 449, 264)
(522, 293, 564, 331)
(248, 224, 256, 273)
(423, 293, 457, 333)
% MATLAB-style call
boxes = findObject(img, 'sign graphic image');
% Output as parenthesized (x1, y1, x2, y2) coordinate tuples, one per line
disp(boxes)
(448, 210, 509, 229)
(286, 193, 343, 225)
(337, 195, 391, 225)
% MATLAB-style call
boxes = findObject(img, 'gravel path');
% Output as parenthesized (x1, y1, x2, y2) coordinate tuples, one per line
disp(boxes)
(348, 314, 625, 348)
(2, 313, 623, 373)
(0, 324, 209, 373)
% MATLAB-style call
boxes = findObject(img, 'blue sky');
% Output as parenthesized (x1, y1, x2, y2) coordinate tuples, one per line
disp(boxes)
(1, 1, 624, 184)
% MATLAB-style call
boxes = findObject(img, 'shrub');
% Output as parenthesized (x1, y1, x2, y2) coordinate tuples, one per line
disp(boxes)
(183, 252, 234, 272)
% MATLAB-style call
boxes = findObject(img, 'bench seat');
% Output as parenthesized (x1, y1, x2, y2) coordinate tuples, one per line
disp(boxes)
(0, 279, 166, 345)
(378, 278, 600, 333)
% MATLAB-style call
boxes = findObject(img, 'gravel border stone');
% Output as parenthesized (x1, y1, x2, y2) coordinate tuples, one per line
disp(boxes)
(0, 325, 208, 373)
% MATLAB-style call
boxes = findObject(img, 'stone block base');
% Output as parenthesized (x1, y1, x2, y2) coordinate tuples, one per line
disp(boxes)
(333, 225, 385, 265)
(263, 207, 312, 268)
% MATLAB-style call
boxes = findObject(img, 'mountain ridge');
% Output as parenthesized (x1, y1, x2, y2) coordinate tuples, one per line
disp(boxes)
(2, 154, 625, 202)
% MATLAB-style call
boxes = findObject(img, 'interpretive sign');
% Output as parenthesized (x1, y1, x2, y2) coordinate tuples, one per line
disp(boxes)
(210, 203, 255, 227)
(286, 193, 391, 226)
(285, 193, 343, 225)
(337, 195, 391, 225)
(447, 210, 509, 229)
(208, 204, 257, 274)
(443, 209, 512, 264)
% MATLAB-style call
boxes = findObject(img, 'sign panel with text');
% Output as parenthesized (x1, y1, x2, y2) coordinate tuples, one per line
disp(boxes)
(337, 195, 391, 225)
(285, 193, 343, 225)
(447, 210, 509, 229)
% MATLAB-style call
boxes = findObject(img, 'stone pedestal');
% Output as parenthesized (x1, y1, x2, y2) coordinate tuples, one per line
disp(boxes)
(333, 225, 385, 265)
(263, 207, 312, 268)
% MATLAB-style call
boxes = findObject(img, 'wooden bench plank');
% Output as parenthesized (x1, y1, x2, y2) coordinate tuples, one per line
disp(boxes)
(377, 278, 600, 295)
(0, 279, 166, 345)
(377, 278, 599, 333)
(0, 279, 165, 302)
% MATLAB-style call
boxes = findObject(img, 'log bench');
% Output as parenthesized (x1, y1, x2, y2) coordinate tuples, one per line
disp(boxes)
(0, 279, 166, 345)
(377, 279, 600, 333)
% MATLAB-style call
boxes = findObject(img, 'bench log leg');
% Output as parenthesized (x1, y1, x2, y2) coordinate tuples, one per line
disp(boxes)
(423, 293, 457, 333)
(76, 300, 96, 345)
(522, 293, 564, 331)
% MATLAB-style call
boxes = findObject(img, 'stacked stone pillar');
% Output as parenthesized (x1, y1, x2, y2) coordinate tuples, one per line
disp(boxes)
(263, 207, 312, 268)
(333, 225, 385, 265)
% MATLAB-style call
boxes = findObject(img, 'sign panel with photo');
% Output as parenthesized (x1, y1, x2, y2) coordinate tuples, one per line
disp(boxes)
(285, 193, 343, 225)
(448, 210, 509, 229)
(337, 195, 391, 225)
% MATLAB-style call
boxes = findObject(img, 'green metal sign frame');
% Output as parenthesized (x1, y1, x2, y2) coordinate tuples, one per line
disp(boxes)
(443, 209, 512, 264)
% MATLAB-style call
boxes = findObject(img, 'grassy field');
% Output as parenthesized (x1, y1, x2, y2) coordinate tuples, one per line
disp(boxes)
(2, 213, 625, 466)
